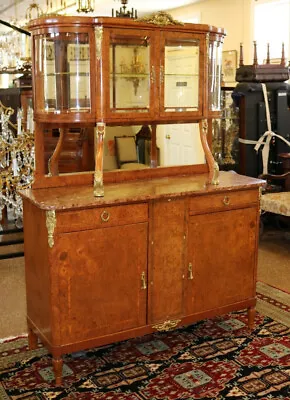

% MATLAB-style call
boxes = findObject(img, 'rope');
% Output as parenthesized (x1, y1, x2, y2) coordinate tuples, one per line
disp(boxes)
(238, 83, 290, 174)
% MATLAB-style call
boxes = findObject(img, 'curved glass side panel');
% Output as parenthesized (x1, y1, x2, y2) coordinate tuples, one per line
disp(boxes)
(34, 32, 91, 113)
(164, 39, 200, 112)
(109, 34, 150, 113)
(208, 40, 222, 111)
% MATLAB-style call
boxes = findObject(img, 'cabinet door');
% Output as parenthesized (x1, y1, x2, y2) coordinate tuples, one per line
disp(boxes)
(54, 223, 148, 343)
(149, 198, 186, 324)
(103, 28, 157, 121)
(159, 31, 205, 120)
(33, 27, 95, 123)
(185, 208, 258, 314)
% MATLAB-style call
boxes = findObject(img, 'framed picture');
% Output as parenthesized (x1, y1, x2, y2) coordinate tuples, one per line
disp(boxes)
(222, 50, 237, 84)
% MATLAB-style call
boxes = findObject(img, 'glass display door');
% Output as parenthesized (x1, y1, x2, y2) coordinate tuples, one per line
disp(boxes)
(106, 29, 157, 120)
(34, 31, 93, 120)
(159, 32, 204, 119)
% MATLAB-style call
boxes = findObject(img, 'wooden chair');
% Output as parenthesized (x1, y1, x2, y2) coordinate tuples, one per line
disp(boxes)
(114, 135, 150, 170)
(259, 154, 290, 234)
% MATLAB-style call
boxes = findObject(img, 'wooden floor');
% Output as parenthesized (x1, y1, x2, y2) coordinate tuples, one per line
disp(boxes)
(0, 220, 289, 340)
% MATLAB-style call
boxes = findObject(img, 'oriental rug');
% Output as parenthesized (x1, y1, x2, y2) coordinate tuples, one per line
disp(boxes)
(0, 286, 289, 399)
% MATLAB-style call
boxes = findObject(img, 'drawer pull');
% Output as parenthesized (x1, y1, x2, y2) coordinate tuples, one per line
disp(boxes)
(223, 196, 230, 206)
(141, 272, 147, 290)
(100, 210, 110, 222)
(188, 262, 193, 280)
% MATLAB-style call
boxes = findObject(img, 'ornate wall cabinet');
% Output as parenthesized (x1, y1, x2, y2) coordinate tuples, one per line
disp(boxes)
(21, 14, 264, 385)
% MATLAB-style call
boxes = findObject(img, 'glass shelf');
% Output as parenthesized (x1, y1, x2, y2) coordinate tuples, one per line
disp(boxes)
(164, 73, 199, 77)
(110, 73, 149, 78)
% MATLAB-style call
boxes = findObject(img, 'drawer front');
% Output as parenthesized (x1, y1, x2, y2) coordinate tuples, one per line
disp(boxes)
(189, 190, 259, 215)
(56, 203, 148, 233)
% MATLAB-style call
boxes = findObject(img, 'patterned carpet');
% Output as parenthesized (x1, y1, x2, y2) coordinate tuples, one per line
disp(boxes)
(0, 285, 289, 399)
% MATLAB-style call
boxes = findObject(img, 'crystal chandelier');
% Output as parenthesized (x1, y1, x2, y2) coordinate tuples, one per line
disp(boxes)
(119, 47, 146, 95)
(77, 0, 94, 13)
(0, 102, 34, 227)
(112, 0, 138, 19)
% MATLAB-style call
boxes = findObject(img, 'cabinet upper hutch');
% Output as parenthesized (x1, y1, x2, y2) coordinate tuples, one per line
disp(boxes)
(29, 14, 224, 124)
(28, 13, 225, 189)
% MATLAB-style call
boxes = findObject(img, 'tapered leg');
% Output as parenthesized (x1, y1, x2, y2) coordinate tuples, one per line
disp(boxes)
(52, 356, 63, 386)
(247, 306, 256, 330)
(28, 327, 38, 350)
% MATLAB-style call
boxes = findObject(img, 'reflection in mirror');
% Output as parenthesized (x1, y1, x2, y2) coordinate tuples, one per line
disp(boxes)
(43, 123, 206, 176)
(156, 123, 205, 167)
(44, 126, 94, 175)
(104, 125, 152, 171)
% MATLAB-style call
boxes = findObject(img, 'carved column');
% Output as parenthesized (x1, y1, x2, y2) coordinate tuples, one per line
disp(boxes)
(94, 122, 106, 197)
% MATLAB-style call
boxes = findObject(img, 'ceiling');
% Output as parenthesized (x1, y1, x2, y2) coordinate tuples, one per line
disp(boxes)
(0, 0, 203, 33)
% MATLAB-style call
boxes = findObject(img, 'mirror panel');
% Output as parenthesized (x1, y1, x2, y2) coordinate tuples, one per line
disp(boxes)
(43, 126, 94, 176)
(42, 124, 206, 176)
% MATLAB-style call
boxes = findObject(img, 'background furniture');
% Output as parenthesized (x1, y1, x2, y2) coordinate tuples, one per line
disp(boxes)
(259, 152, 290, 233)
(232, 82, 290, 178)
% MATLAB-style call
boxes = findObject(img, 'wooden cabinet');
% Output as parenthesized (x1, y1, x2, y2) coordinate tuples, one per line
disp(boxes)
(21, 13, 264, 386)
(21, 173, 263, 385)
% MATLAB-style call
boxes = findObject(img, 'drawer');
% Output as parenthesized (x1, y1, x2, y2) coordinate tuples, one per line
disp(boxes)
(56, 203, 148, 233)
(189, 190, 259, 215)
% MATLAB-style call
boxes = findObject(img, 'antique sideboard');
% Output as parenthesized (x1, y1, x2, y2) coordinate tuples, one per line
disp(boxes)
(20, 13, 264, 385)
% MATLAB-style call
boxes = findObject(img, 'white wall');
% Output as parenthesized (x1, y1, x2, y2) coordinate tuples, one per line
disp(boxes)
(171, 0, 255, 66)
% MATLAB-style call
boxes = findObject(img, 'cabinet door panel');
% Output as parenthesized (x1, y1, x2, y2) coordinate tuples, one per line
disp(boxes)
(159, 31, 205, 118)
(149, 199, 186, 323)
(104, 28, 157, 120)
(54, 223, 148, 343)
(186, 208, 258, 314)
